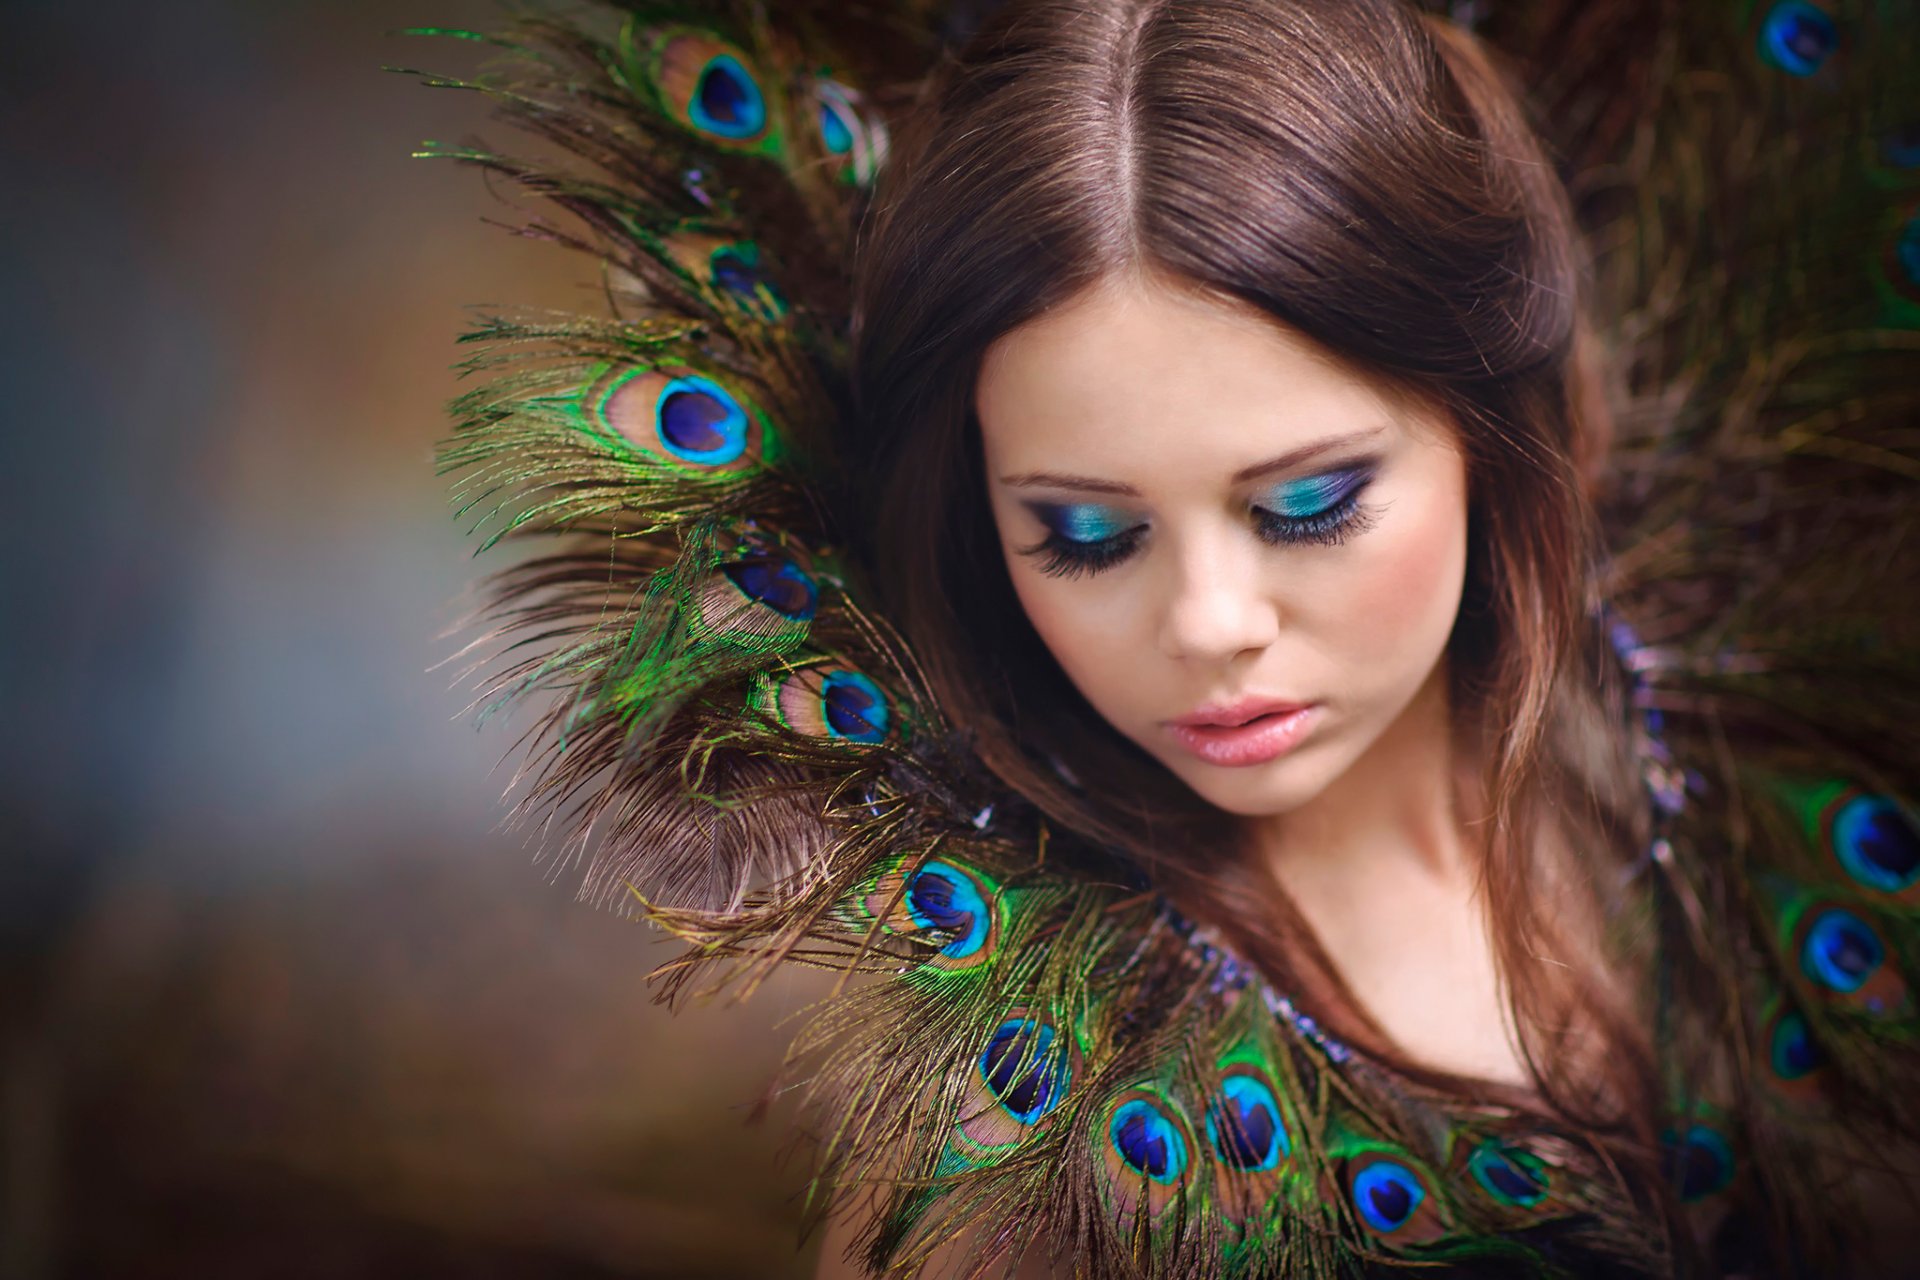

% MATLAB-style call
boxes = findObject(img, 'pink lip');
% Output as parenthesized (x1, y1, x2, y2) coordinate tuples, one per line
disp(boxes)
(1164, 699, 1322, 768)
(1170, 698, 1309, 728)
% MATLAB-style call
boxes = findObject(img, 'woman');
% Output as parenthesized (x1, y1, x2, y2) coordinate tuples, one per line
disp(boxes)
(420, 0, 1920, 1274)
(822, 4, 1664, 1271)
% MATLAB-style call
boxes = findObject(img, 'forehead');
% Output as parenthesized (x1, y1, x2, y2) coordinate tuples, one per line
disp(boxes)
(975, 277, 1423, 473)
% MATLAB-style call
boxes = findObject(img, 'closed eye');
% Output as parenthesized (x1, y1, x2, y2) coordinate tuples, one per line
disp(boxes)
(1028, 500, 1142, 545)
(1251, 464, 1378, 547)
(1013, 462, 1382, 580)
(1255, 465, 1370, 518)
(1017, 500, 1146, 579)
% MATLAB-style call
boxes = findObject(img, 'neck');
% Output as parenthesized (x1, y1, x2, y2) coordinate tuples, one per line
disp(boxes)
(1246, 660, 1485, 889)
(1240, 662, 1534, 1087)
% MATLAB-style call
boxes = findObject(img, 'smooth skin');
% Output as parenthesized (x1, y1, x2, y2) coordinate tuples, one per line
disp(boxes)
(814, 273, 1524, 1278)
(978, 273, 1524, 1086)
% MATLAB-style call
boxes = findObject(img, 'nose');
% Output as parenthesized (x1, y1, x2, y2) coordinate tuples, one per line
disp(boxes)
(1154, 535, 1281, 664)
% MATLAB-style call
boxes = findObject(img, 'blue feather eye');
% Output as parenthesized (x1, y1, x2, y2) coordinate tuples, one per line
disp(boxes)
(905, 861, 991, 959)
(813, 79, 885, 185)
(1467, 1142, 1549, 1208)
(1097, 1089, 1197, 1221)
(1110, 1099, 1190, 1183)
(589, 367, 771, 475)
(670, 43, 766, 140)
(657, 376, 749, 463)
(1349, 1159, 1427, 1234)
(1799, 906, 1886, 994)
(1334, 1148, 1447, 1244)
(693, 543, 820, 654)
(820, 670, 889, 741)
(719, 556, 818, 620)
(953, 1010, 1074, 1152)
(762, 663, 892, 743)
(653, 232, 789, 324)
(819, 99, 853, 154)
(979, 1020, 1072, 1123)
(861, 858, 1001, 972)
(1662, 1125, 1735, 1203)
(1758, 2, 1839, 77)
(1830, 793, 1920, 894)
(708, 243, 788, 322)
(629, 28, 777, 152)
(1768, 1009, 1824, 1082)
(692, 54, 763, 136)
(1205, 1074, 1289, 1172)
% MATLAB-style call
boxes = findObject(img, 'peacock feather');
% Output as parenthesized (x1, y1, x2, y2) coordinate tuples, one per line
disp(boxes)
(409, 0, 1920, 1275)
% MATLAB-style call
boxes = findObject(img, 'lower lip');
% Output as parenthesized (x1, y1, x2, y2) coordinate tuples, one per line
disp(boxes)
(1166, 706, 1322, 768)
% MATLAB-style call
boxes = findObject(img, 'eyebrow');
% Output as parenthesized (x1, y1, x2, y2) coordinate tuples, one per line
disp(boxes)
(998, 425, 1389, 495)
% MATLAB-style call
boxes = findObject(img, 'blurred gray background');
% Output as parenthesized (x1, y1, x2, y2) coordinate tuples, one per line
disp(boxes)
(0, 3, 828, 1275)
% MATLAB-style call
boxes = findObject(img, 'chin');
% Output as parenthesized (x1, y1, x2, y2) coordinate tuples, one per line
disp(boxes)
(1159, 744, 1344, 819)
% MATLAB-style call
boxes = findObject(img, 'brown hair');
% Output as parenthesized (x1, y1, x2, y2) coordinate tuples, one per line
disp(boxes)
(846, 0, 1661, 1199)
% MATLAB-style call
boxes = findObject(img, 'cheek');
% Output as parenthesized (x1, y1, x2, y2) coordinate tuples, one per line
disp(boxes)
(1324, 475, 1467, 675)
(1003, 559, 1142, 717)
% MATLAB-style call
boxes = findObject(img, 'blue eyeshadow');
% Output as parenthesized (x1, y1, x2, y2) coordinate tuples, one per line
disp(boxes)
(1260, 468, 1364, 519)
(1037, 503, 1133, 544)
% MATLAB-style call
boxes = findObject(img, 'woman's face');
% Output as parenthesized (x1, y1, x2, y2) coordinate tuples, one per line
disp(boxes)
(974, 276, 1470, 817)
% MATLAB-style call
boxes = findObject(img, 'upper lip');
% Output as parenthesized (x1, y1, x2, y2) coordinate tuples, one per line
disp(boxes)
(1167, 697, 1312, 728)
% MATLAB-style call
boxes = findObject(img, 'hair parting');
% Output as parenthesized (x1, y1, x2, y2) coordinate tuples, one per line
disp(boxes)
(848, 0, 1675, 1241)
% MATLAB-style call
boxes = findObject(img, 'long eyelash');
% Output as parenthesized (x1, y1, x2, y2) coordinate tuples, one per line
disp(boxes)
(1018, 528, 1145, 580)
(1016, 481, 1378, 579)
(1252, 492, 1379, 547)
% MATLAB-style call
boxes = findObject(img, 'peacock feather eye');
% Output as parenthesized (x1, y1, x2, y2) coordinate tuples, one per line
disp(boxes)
(761, 662, 892, 743)
(1757, 1, 1840, 77)
(588, 366, 773, 476)
(1467, 1142, 1549, 1209)
(978, 1019, 1071, 1124)
(650, 231, 789, 322)
(859, 857, 1001, 973)
(1777, 886, 1911, 1016)
(1096, 1088, 1198, 1222)
(1110, 1098, 1190, 1183)
(1767, 1008, 1824, 1082)
(1205, 1073, 1289, 1173)
(658, 378, 745, 461)
(818, 96, 853, 155)
(691, 56, 761, 135)
(952, 1008, 1076, 1152)
(1661, 1124, 1734, 1203)
(719, 556, 818, 620)
(905, 860, 992, 959)
(1799, 906, 1886, 994)
(707, 242, 788, 322)
(690, 537, 820, 654)
(822, 670, 888, 740)
(1828, 792, 1920, 894)
(1329, 1141, 1449, 1246)
(812, 78, 886, 185)
(629, 28, 779, 153)
(1348, 1158, 1429, 1236)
